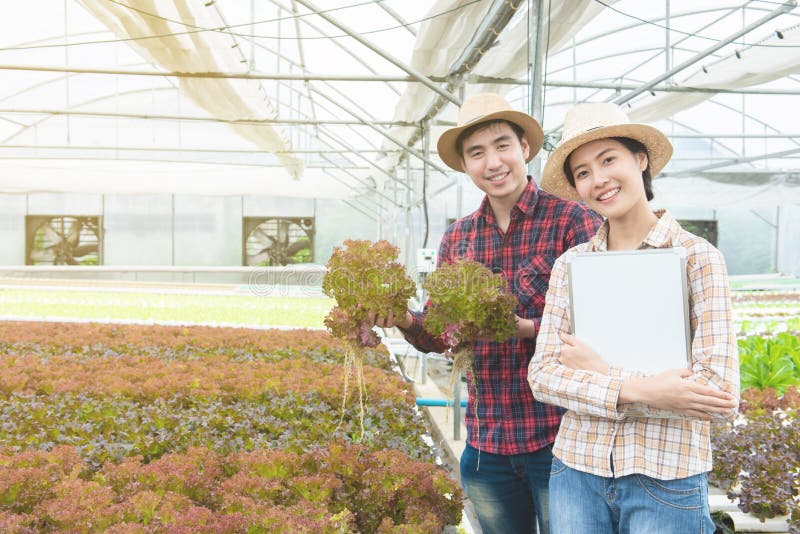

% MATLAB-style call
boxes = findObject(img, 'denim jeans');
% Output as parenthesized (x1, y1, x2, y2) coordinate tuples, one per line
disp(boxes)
(549, 456, 715, 533)
(460, 444, 552, 534)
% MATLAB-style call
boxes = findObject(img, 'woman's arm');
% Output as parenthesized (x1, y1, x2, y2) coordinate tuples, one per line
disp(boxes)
(619, 244, 739, 420)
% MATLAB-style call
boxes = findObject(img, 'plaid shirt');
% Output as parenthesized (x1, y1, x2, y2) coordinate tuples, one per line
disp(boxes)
(402, 178, 601, 455)
(528, 210, 739, 479)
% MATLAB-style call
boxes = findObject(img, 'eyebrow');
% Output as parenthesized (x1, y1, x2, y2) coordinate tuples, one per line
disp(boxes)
(571, 146, 617, 172)
(464, 133, 514, 155)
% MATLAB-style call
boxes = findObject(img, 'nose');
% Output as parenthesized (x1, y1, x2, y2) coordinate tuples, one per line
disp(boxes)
(486, 148, 502, 169)
(592, 167, 610, 188)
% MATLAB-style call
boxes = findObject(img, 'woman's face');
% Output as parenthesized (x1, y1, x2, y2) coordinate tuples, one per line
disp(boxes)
(568, 138, 649, 220)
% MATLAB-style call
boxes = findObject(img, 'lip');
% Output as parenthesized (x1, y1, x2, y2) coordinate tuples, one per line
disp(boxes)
(485, 171, 509, 184)
(596, 187, 620, 202)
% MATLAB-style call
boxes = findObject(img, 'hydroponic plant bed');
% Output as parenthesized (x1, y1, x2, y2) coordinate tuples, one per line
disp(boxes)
(710, 328, 800, 533)
(0, 321, 462, 532)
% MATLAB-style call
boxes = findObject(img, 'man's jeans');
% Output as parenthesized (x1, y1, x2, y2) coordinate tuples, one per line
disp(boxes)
(460, 444, 552, 534)
(549, 456, 715, 533)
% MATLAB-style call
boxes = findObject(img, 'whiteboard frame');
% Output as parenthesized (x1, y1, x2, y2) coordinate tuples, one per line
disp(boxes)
(565, 247, 692, 375)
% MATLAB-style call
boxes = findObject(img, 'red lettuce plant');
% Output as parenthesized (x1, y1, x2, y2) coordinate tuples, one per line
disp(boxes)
(322, 240, 416, 436)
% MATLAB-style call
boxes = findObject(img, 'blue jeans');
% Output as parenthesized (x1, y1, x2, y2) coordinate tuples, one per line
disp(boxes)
(549, 456, 715, 533)
(460, 444, 552, 534)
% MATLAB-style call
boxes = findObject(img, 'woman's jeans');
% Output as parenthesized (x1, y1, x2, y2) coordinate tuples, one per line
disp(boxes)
(549, 456, 715, 533)
(460, 444, 552, 534)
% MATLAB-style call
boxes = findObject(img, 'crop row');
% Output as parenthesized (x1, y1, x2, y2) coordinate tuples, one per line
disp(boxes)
(0, 321, 460, 532)
(0, 443, 461, 533)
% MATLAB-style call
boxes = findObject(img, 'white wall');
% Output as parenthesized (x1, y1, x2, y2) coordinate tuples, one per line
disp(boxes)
(0, 196, 27, 264)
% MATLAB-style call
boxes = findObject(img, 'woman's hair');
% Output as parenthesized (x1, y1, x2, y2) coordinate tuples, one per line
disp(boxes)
(563, 136, 654, 201)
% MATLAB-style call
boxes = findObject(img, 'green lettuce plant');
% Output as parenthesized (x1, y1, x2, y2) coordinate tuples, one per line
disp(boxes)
(422, 258, 518, 445)
(738, 333, 800, 394)
(322, 240, 416, 437)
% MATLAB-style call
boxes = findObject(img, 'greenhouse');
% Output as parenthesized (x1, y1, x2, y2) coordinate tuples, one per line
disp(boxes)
(1, 0, 799, 532)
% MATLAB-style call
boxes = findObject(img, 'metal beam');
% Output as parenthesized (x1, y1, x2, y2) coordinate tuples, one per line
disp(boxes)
(613, 0, 797, 106)
(663, 146, 800, 175)
(376, 2, 416, 36)
(0, 108, 413, 127)
(389, 0, 520, 176)
(0, 144, 399, 154)
(291, 0, 460, 106)
(309, 87, 451, 176)
(546, 80, 800, 96)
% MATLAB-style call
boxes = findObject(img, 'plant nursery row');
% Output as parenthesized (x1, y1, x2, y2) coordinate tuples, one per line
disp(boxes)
(0, 321, 462, 533)
(710, 327, 800, 533)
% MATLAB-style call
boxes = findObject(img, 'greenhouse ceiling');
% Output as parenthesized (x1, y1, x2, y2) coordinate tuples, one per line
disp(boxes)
(1, 0, 799, 210)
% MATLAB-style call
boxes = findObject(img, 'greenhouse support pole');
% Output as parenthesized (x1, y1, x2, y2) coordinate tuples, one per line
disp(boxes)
(528, 0, 546, 181)
(453, 373, 462, 441)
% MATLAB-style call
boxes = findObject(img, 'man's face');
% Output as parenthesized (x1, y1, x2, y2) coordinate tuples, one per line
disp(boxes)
(460, 121, 530, 204)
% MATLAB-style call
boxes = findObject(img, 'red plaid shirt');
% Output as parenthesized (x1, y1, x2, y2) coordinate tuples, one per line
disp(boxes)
(402, 179, 602, 454)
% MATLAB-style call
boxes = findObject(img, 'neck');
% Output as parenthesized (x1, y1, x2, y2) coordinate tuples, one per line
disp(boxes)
(488, 182, 527, 232)
(606, 201, 658, 251)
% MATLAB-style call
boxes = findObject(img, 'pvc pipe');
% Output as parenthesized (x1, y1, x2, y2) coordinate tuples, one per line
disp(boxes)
(416, 398, 467, 407)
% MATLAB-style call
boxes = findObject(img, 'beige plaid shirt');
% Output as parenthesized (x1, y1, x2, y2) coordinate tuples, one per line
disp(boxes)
(528, 210, 739, 480)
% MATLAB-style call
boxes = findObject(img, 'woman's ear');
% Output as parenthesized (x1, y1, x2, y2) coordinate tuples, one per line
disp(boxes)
(637, 151, 648, 172)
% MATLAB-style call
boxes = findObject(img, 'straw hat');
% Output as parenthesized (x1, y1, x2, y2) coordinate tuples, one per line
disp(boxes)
(540, 103, 673, 201)
(437, 93, 544, 171)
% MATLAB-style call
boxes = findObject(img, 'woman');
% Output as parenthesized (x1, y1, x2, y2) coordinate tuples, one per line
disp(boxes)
(528, 102, 739, 533)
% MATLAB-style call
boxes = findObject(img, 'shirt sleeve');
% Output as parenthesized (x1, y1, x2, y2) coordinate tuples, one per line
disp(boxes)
(565, 207, 603, 249)
(617, 245, 740, 421)
(528, 252, 626, 420)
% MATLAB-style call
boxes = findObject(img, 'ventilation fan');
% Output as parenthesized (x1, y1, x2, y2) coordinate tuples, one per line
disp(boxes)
(26, 216, 101, 265)
(243, 217, 314, 266)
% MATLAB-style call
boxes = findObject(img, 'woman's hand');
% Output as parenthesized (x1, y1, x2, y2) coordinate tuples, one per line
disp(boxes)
(558, 332, 609, 374)
(619, 368, 738, 420)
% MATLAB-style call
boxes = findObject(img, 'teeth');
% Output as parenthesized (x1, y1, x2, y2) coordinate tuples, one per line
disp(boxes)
(598, 187, 620, 201)
(488, 172, 507, 182)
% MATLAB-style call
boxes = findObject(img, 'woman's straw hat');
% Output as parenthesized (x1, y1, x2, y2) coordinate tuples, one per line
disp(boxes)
(437, 93, 544, 171)
(541, 103, 673, 201)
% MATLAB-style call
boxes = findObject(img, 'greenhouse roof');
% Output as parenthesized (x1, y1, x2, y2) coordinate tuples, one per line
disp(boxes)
(1, 0, 799, 207)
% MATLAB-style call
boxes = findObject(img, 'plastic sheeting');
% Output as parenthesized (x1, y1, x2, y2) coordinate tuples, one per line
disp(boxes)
(79, 0, 303, 177)
(631, 23, 800, 123)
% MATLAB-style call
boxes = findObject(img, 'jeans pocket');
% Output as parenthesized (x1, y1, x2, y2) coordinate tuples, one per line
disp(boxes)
(634, 474, 703, 510)
(550, 456, 568, 477)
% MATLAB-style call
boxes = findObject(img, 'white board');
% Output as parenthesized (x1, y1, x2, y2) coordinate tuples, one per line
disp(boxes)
(566, 248, 691, 375)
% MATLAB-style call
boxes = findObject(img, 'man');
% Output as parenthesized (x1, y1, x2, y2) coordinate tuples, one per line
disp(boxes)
(374, 93, 601, 533)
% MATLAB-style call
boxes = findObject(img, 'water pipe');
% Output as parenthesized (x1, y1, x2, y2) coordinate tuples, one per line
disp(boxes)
(415, 398, 467, 407)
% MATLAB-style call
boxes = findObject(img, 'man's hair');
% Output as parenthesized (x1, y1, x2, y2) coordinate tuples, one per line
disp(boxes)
(455, 119, 525, 160)
(563, 136, 654, 201)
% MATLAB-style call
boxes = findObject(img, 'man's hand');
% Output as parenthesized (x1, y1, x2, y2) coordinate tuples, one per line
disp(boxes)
(558, 332, 609, 374)
(368, 309, 413, 330)
(515, 315, 537, 339)
(619, 368, 738, 420)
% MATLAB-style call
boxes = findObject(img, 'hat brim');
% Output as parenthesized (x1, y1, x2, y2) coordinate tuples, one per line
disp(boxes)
(437, 110, 544, 171)
(540, 124, 673, 201)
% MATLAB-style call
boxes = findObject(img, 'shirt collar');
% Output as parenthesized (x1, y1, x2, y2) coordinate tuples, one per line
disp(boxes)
(589, 209, 679, 251)
(477, 177, 540, 223)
